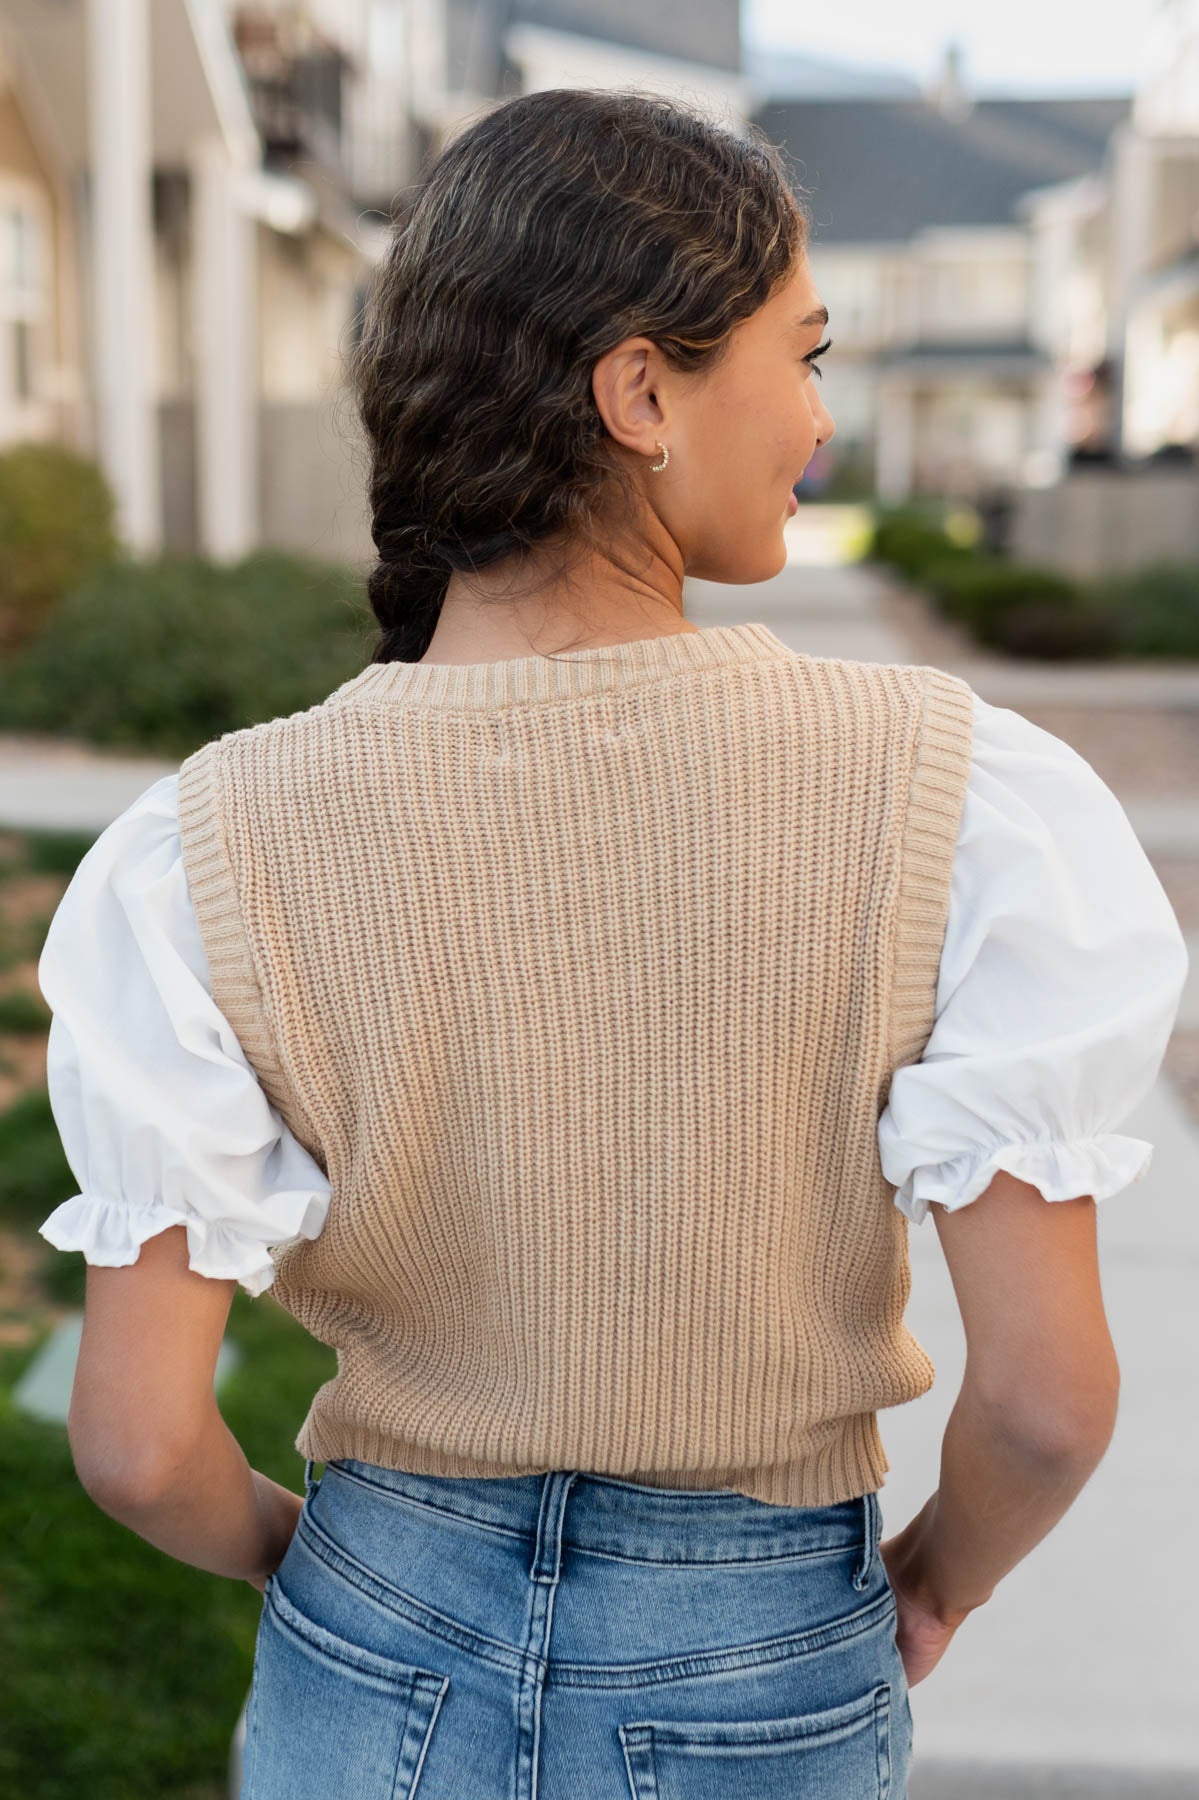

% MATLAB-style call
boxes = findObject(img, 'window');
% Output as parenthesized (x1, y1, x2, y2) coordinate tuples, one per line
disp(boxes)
(0, 186, 49, 429)
(919, 247, 1029, 338)
(12, 318, 32, 401)
(814, 258, 879, 343)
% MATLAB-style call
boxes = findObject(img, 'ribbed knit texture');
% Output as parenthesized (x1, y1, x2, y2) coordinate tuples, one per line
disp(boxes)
(176, 621, 975, 1507)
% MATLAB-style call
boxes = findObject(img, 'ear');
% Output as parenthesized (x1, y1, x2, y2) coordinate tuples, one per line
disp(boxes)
(67, 1223, 238, 1503)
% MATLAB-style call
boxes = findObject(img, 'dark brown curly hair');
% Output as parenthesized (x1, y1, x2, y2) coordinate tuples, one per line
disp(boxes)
(347, 87, 811, 664)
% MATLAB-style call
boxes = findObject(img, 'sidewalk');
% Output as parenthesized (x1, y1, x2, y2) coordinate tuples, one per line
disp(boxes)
(0, 732, 177, 834)
(4, 536, 1199, 1790)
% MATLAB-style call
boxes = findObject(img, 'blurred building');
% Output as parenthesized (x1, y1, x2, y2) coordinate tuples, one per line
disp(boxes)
(1007, 0, 1199, 574)
(0, 0, 748, 568)
(754, 47, 1130, 504)
(1102, 0, 1199, 463)
(1, 1, 1191, 575)
(0, 0, 395, 564)
(1016, 3, 1199, 468)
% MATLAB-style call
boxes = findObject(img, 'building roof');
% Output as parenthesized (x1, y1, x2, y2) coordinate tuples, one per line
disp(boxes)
(444, 0, 741, 89)
(753, 94, 1132, 243)
(512, 0, 740, 72)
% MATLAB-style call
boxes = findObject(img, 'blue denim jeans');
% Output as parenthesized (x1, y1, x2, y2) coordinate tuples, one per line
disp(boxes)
(241, 1456, 912, 1798)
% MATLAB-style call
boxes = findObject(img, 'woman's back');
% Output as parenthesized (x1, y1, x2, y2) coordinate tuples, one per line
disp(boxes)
(169, 624, 975, 1508)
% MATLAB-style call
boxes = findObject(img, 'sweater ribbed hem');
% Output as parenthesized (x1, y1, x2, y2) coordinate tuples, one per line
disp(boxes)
(295, 1408, 890, 1510)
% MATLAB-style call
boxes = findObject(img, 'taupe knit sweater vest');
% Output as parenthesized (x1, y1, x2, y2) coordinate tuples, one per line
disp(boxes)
(176, 621, 974, 1507)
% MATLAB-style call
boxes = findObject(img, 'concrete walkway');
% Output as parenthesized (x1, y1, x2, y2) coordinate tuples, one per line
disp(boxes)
(0, 733, 177, 834)
(5, 528, 1199, 1791)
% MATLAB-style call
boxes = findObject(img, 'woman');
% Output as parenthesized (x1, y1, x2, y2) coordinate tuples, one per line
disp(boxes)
(38, 88, 1187, 1798)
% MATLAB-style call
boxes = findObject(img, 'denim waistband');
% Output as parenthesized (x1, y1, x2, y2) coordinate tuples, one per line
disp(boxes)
(304, 1457, 881, 1588)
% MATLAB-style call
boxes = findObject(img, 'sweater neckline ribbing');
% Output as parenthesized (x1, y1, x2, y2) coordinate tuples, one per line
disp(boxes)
(332, 621, 798, 710)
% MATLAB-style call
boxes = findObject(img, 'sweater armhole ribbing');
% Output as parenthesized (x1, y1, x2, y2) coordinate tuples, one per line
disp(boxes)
(175, 741, 326, 1167)
(889, 668, 976, 1073)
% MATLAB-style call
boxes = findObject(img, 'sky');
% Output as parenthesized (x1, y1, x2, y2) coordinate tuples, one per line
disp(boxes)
(745, 0, 1164, 95)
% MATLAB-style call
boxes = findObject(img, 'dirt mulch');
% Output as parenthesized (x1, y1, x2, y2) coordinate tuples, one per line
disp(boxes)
(0, 1225, 74, 1346)
(0, 856, 60, 1111)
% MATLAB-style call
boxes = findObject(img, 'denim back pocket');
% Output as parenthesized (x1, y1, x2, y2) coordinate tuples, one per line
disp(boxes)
(618, 1680, 896, 1799)
(241, 1573, 450, 1798)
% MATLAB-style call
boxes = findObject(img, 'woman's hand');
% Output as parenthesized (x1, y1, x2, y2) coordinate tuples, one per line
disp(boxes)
(244, 1477, 305, 1595)
(879, 1530, 966, 1686)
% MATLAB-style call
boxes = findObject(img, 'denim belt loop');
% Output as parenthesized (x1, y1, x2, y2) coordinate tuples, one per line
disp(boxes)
(851, 1489, 877, 1591)
(303, 1456, 322, 1500)
(529, 1471, 579, 1584)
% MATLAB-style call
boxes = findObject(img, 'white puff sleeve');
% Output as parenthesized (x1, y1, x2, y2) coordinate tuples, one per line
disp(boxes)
(37, 773, 331, 1296)
(878, 692, 1190, 1225)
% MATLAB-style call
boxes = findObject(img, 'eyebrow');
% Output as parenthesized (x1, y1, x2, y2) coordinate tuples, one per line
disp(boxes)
(795, 306, 830, 330)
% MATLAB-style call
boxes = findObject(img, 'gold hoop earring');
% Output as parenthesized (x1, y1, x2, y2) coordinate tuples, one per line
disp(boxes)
(648, 441, 669, 473)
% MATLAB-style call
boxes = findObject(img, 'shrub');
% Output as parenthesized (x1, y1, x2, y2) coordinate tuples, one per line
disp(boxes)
(974, 599, 1123, 659)
(866, 503, 983, 580)
(1086, 561, 1199, 658)
(0, 988, 50, 1035)
(0, 548, 375, 759)
(920, 557, 1078, 625)
(0, 442, 121, 652)
(919, 556, 1123, 659)
(817, 446, 877, 503)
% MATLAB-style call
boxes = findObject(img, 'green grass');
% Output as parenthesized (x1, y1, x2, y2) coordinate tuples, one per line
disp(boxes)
(20, 827, 103, 878)
(0, 823, 339, 1797)
(0, 1302, 336, 1798)
(0, 986, 50, 1033)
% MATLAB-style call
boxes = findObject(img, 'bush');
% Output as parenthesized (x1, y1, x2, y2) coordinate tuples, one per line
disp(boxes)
(866, 502, 983, 580)
(975, 598, 1123, 660)
(917, 556, 1123, 659)
(0, 547, 376, 759)
(816, 446, 877, 503)
(1086, 561, 1199, 658)
(920, 556, 1078, 625)
(0, 442, 121, 653)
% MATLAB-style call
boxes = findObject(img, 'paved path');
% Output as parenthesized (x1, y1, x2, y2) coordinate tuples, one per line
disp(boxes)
(0, 734, 177, 834)
(4, 528, 1199, 1791)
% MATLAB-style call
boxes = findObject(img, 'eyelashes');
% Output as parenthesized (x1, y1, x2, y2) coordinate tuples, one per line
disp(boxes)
(806, 336, 833, 379)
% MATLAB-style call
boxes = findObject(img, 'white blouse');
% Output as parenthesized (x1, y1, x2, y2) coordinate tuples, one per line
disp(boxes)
(37, 691, 1190, 1297)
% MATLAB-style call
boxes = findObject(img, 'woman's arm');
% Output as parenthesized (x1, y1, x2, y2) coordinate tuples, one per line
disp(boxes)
(66, 1222, 301, 1587)
(889, 1174, 1120, 1625)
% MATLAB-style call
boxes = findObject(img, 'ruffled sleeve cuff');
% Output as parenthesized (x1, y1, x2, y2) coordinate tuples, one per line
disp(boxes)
(893, 1133, 1155, 1226)
(37, 1187, 328, 1298)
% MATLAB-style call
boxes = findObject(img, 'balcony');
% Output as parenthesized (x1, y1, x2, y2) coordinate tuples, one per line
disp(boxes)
(229, 4, 348, 178)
